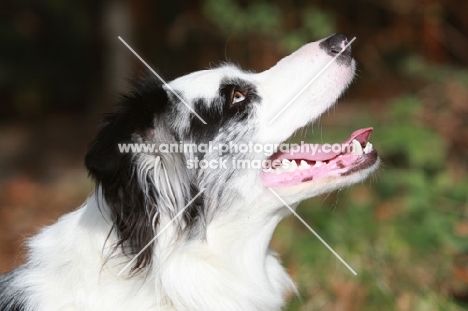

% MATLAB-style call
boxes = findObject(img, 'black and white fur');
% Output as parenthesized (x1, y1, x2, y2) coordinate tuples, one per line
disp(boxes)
(0, 34, 379, 310)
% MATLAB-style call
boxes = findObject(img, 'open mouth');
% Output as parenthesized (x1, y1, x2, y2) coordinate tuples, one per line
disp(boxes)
(261, 127, 378, 187)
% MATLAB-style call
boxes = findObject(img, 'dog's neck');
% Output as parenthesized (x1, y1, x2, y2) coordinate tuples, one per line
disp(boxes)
(206, 206, 284, 273)
(91, 190, 294, 309)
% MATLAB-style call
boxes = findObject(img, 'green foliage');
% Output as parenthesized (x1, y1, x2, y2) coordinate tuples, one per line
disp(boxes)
(202, 0, 335, 52)
(281, 8, 335, 51)
(378, 96, 446, 169)
(203, 0, 281, 36)
(402, 55, 468, 85)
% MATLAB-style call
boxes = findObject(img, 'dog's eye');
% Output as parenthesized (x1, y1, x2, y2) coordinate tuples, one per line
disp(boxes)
(232, 91, 245, 104)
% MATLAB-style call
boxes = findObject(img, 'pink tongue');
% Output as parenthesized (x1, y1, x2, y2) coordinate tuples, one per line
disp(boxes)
(276, 127, 373, 161)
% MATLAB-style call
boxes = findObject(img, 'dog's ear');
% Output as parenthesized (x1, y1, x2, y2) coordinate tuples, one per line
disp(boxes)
(85, 79, 201, 273)
(85, 79, 168, 180)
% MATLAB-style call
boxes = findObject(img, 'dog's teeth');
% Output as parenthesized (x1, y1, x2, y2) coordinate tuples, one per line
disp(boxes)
(274, 167, 284, 174)
(363, 142, 373, 154)
(299, 160, 310, 170)
(287, 160, 298, 171)
(278, 159, 298, 172)
(351, 139, 363, 155)
(314, 160, 323, 167)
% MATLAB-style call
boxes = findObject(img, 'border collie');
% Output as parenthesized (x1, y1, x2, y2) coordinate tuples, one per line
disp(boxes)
(0, 34, 379, 310)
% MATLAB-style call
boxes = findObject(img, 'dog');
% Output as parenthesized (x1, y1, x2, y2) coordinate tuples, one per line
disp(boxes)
(0, 34, 379, 310)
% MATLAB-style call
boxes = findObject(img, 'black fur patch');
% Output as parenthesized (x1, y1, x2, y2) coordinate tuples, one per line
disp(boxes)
(85, 77, 169, 181)
(85, 77, 173, 272)
(189, 77, 260, 144)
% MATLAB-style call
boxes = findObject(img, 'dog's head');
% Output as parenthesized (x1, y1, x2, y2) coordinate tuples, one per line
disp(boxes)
(85, 34, 379, 272)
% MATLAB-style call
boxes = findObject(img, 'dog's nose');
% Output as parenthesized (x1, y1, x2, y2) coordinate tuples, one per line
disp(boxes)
(320, 33, 352, 57)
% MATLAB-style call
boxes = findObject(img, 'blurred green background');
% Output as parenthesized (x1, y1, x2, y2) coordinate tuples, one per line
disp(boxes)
(1, 0, 468, 310)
